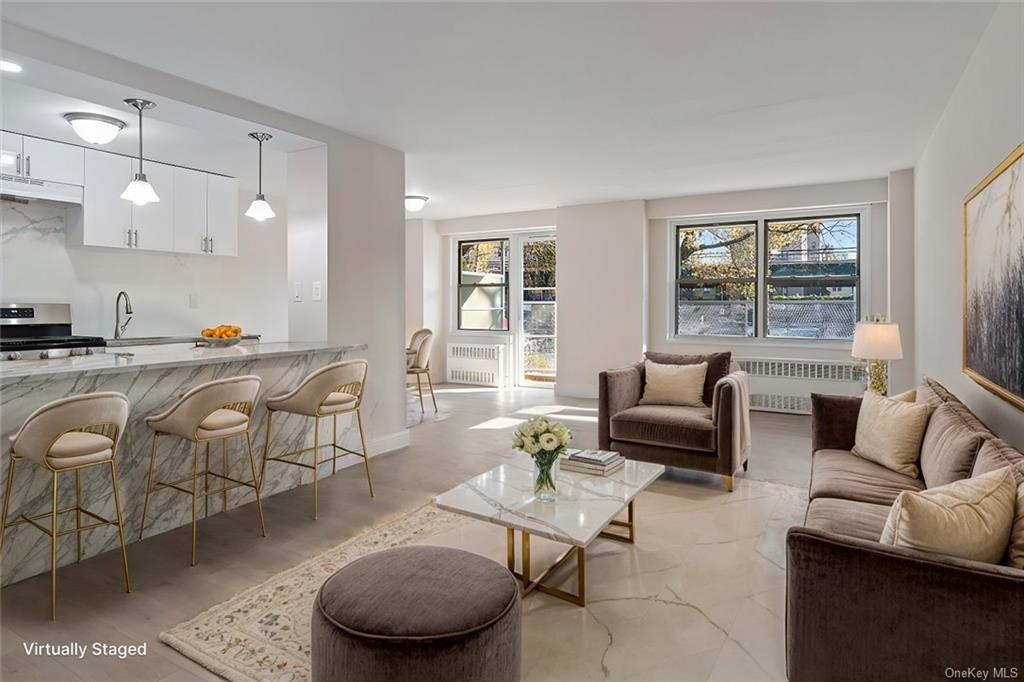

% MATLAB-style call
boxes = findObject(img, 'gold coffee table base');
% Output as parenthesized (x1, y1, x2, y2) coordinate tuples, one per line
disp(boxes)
(505, 500, 636, 607)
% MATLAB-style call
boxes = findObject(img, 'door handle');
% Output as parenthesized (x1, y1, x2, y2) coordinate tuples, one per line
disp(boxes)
(24, 155, 30, 177)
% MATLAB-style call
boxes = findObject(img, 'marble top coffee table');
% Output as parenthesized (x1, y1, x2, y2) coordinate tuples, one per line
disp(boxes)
(434, 453, 665, 606)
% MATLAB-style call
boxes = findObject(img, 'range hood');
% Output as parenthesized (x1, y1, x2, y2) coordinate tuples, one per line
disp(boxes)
(0, 174, 83, 205)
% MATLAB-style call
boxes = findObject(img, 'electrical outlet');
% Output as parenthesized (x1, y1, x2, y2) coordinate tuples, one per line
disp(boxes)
(312, 281, 322, 302)
(293, 282, 302, 302)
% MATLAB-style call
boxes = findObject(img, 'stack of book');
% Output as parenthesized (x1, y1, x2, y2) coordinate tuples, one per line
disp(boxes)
(561, 449, 624, 476)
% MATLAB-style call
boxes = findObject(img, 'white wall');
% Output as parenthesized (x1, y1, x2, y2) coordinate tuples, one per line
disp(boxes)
(887, 168, 915, 392)
(405, 218, 443, 371)
(4, 23, 408, 450)
(556, 200, 647, 397)
(914, 1, 1024, 448)
(287, 146, 329, 342)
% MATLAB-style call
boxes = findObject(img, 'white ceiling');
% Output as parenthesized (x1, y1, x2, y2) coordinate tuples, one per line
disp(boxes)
(1, 2, 996, 220)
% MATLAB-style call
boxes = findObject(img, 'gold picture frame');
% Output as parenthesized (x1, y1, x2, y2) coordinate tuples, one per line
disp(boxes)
(962, 142, 1024, 410)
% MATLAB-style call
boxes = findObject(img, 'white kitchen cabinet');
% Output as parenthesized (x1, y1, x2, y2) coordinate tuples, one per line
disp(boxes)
(71, 149, 134, 249)
(206, 174, 239, 256)
(0, 132, 23, 175)
(22, 136, 84, 186)
(173, 167, 208, 254)
(130, 159, 174, 252)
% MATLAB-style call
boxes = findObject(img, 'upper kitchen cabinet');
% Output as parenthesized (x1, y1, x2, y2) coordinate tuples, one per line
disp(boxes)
(22, 137, 85, 186)
(206, 175, 239, 256)
(0, 132, 24, 175)
(130, 159, 174, 252)
(68, 149, 134, 249)
(173, 167, 208, 254)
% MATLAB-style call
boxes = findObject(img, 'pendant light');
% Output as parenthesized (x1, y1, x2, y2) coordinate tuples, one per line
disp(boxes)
(120, 98, 160, 205)
(63, 112, 126, 145)
(245, 132, 275, 221)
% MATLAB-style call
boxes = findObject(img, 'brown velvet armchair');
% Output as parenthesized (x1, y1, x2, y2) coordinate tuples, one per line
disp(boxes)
(598, 352, 747, 491)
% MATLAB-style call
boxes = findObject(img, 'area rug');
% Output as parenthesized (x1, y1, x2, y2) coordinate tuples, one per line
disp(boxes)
(162, 479, 807, 682)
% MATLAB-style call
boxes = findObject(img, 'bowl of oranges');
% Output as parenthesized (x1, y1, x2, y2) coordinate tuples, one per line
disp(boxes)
(198, 325, 244, 347)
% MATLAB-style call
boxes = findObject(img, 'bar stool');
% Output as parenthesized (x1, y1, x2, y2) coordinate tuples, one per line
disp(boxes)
(262, 359, 373, 519)
(406, 328, 438, 413)
(0, 392, 132, 620)
(138, 375, 266, 566)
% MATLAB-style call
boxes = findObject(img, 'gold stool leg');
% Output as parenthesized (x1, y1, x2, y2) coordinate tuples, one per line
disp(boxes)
(416, 373, 425, 413)
(260, 408, 273, 490)
(204, 443, 211, 519)
(245, 431, 267, 537)
(1, 456, 17, 554)
(190, 441, 200, 566)
(356, 408, 374, 498)
(75, 468, 82, 563)
(108, 460, 132, 593)
(332, 415, 338, 475)
(312, 417, 321, 520)
(139, 433, 158, 541)
(50, 470, 58, 620)
(222, 438, 229, 513)
(426, 369, 438, 413)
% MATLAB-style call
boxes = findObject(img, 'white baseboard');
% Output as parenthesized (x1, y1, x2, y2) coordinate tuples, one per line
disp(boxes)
(554, 382, 599, 400)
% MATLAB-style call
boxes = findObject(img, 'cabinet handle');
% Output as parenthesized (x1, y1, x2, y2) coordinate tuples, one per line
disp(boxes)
(201, 236, 207, 253)
(15, 154, 21, 175)
(127, 229, 132, 247)
(133, 230, 139, 248)
(209, 237, 214, 254)
(24, 155, 30, 177)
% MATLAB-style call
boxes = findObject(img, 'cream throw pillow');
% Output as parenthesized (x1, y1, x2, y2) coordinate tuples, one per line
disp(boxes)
(852, 390, 932, 478)
(1009, 474, 1024, 569)
(640, 361, 707, 407)
(890, 388, 916, 402)
(880, 467, 1017, 563)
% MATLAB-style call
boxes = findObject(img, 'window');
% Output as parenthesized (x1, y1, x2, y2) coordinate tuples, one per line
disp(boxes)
(676, 222, 757, 337)
(521, 238, 556, 382)
(457, 239, 510, 331)
(766, 215, 859, 340)
(673, 211, 862, 341)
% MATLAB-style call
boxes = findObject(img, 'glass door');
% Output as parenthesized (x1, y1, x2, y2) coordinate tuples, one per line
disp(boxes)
(519, 236, 556, 386)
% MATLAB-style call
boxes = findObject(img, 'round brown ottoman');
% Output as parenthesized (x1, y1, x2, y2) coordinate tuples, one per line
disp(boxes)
(311, 545, 522, 682)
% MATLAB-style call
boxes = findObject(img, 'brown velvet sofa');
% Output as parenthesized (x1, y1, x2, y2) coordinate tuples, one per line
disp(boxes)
(598, 351, 747, 491)
(787, 377, 1024, 681)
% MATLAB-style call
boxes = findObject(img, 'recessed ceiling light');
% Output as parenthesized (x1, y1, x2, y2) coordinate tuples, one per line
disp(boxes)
(63, 112, 127, 145)
(405, 195, 429, 212)
(0, 60, 23, 73)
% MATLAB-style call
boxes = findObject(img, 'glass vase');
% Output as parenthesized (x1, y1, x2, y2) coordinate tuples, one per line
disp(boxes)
(533, 453, 560, 502)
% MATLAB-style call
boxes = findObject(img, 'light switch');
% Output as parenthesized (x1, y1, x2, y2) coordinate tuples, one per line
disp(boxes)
(312, 281, 322, 302)
(188, 293, 200, 309)
(293, 282, 302, 302)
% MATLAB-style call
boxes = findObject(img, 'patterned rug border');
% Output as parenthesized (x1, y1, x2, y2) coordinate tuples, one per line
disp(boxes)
(159, 502, 466, 682)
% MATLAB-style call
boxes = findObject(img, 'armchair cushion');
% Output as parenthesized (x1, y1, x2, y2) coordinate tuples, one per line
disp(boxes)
(810, 449, 925, 505)
(644, 351, 731, 407)
(610, 404, 715, 452)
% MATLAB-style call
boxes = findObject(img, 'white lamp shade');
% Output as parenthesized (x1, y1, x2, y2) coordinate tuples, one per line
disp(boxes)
(405, 195, 428, 212)
(852, 321, 903, 360)
(245, 197, 276, 221)
(120, 176, 160, 206)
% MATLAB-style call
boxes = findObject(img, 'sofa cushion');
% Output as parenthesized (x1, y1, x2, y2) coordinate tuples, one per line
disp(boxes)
(916, 375, 960, 408)
(804, 498, 892, 542)
(919, 403, 991, 488)
(972, 438, 1024, 478)
(811, 449, 926, 505)
(644, 351, 731, 408)
(610, 404, 715, 452)
(851, 391, 932, 478)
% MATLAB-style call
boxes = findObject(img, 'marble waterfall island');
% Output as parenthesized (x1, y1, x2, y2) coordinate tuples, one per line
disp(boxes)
(0, 341, 367, 586)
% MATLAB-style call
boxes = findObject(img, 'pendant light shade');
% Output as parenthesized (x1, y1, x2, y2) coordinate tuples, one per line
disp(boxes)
(63, 112, 126, 145)
(245, 132, 275, 221)
(121, 98, 159, 205)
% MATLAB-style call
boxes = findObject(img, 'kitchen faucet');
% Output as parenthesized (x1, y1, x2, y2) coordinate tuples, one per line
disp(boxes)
(114, 291, 133, 339)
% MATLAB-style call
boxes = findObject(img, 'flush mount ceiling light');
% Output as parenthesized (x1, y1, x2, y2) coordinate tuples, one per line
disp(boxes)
(0, 60, 22, 73)
(120, 98, 160, 206)
(63, 112, 127, 145)
(405, 195, 429, 212)
(244, 132, 275, 221)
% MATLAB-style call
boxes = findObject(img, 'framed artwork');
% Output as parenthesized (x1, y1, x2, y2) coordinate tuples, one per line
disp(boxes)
(963, 142, 1024, 410)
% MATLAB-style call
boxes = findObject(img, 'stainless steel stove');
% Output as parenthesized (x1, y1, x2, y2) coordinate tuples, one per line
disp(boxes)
(0, 302, 106, 361)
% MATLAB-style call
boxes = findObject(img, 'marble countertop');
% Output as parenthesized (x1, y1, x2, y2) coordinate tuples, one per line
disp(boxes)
(434, 454, 665, 546)
(0, 341, 368, 379)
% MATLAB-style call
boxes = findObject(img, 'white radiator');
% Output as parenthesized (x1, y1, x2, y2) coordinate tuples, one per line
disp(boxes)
(736, 357, 865, 415)
(446, 343, 507, 387)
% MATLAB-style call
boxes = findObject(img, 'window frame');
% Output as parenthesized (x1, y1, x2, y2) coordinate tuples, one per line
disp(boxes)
(669, 205, 869, 345)
(674, 220, 760, 339)
(456, 237, 511, 332)
(762, 213, 861, 341)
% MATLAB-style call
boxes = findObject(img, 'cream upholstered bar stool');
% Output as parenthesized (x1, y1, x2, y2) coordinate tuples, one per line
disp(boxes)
(406, 328, 437, 413)
(0, 392, 132, 620)
(261, 359, 373, 520)
(138, 375, 266, 566)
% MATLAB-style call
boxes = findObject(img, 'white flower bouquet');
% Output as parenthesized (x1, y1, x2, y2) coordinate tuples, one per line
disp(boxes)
(513, 416, 572, 500)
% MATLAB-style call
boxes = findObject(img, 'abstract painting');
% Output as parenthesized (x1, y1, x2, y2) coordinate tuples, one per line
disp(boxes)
(963, 143, 1024, 409)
